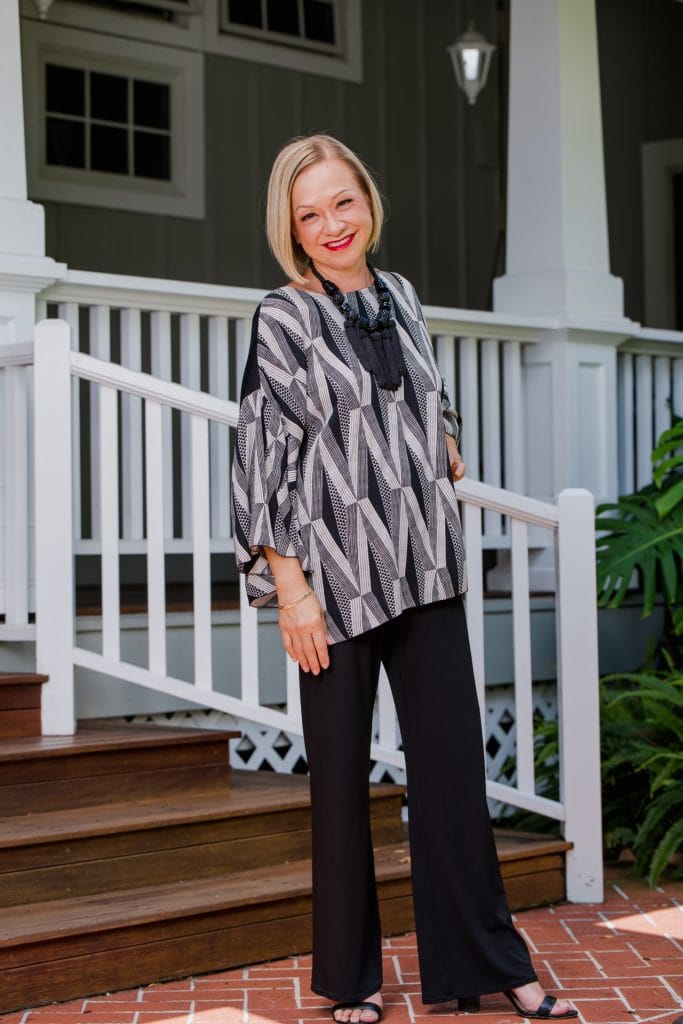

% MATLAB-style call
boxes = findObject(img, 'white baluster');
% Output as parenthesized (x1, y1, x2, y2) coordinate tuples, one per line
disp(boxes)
(673, 357, 683, 420)
(239, 574, 260, 705)
(459, 337, 480, 480)
(635, 354, 653, 487)
(462, 500, 486, 736)
(654, 356, 671, 443)
(511, 517, 534, 794)
(434, 334, 457, 412)
(34, 320, 75, 734)
(617, 353, 634, 496)
(481, 339, 502, 535)
(286, 654, 301, 725)
(191, 413, 212, 690)
(180, 313, 201, 539)
(100, 384, 120, 661)
(556, 489, 603, 902)
(89, 306, 110, 540)
(377, 666, 397, 753)
(145, 399, 166, 677)
(150, 312, 174, 540)
(208, 316, 230, 539)
(503, 341, 525, 494)
(58, 302, 82, 541)
(4, 365, 29, 624)
(120, 309, 144, 540)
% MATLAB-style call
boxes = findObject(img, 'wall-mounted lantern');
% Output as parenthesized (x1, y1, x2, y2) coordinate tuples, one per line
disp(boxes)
(447, 20, 496, 106)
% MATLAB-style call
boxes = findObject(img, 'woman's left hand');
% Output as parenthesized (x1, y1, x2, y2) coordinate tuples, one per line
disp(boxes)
(445, 434, 466, 482)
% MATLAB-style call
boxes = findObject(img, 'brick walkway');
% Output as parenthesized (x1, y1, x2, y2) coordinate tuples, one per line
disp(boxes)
(3, 868, 683, 1024)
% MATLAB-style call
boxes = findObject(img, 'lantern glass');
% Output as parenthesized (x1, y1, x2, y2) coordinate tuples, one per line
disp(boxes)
(447, 22, 496, 106)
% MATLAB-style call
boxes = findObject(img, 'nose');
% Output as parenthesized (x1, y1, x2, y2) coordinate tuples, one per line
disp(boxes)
(322, 209, 345, 236)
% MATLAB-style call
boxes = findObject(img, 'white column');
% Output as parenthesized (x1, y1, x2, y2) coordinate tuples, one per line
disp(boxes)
(494, 0, 623, 320)
(0, 0, 65, 344)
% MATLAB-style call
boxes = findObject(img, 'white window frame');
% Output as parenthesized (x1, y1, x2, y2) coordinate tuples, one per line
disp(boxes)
(22, 22, 205, 219)
(20, 0, 203, 50)
(203, 0, 362, 83)
(642, 138, 683, 330)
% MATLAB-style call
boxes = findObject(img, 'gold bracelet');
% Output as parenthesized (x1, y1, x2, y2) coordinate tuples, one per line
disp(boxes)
(278, 588, 312, 612)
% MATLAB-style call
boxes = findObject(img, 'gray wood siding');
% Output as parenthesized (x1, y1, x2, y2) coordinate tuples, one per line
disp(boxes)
(596, 0, 683, 326)
(39, 0, 502, 309)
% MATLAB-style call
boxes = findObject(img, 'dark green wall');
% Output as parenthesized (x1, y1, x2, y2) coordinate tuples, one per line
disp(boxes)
(41, 0, 503, 309)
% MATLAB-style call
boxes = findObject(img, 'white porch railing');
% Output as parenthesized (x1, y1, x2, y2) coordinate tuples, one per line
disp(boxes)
(33, 316, 602, 901)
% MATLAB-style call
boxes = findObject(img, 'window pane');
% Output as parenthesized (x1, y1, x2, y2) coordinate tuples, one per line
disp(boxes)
(304, 0, 335, 44)
(46, 117, 85, 168)
(134, 131, 171, 180)
(134, 80, 170, 131)
(267, 0, 299, 36)
(228, 0, 262, 27)
(91, 124, 128, 174)
(91, 72, 128, 124)
(46, 65, 85, 117)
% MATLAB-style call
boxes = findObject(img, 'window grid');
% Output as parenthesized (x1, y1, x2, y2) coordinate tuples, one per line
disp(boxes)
(222, 0, 341, 56)
(45, 64, 172, 182)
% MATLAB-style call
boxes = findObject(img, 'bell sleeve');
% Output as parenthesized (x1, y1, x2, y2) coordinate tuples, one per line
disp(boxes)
(231, 303, 310, 607)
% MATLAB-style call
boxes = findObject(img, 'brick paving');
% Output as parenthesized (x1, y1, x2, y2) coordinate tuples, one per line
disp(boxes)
(3, 868, 683, 1024)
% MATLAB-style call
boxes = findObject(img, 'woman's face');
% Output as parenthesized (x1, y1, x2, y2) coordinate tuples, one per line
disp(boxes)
(290, 157, 373, 280)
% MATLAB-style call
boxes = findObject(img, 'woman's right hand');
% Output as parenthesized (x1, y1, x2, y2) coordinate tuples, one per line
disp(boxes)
(262, 546, 330, 676)
(279, 590, 330, 675)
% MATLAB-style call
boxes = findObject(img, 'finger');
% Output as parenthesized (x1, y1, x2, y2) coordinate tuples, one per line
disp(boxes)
(301, 635, 322, 676)
(312, 627, 330, 670)
(290, 635, 312, 674)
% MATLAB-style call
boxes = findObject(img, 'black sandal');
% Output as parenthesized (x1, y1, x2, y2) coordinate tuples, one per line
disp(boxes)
(331, 1001, 383, 1023)
(504, 990, 578, 1019)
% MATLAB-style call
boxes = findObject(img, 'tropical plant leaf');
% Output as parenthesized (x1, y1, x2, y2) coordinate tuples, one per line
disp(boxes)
(646, 817, 683, 887)
(596, 496, 683, 612)
(655, 478, 683, 518)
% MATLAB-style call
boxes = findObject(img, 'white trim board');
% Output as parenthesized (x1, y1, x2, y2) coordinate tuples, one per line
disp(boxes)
(203, 0, 362, 83)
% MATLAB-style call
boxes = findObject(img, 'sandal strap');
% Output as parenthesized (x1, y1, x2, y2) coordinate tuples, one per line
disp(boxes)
(537, 995, 557, 1018)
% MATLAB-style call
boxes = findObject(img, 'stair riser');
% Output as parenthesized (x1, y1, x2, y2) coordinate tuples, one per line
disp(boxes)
(0, 885, 414, 1014)
(0, 708, 42, 739)
(0, 763, 231, 816)
(0, 808, 403, 905)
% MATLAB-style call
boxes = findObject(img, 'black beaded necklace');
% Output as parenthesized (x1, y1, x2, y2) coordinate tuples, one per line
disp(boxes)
(309, 260, 407, 391)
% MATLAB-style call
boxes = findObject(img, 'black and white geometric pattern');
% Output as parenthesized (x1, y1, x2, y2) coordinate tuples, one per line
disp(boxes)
(231, 272, 467, 644)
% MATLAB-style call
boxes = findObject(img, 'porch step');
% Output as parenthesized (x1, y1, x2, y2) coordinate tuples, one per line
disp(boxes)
(0, 769, 404, 906)
(0, 845, 413, 1013)
(0, 673, 48, 738)
(0, 723, 238, 815)
(0, 832, 571, 1014)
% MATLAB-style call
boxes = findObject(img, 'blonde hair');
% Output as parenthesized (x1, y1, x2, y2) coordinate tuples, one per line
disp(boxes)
(266, 134, 384, 285)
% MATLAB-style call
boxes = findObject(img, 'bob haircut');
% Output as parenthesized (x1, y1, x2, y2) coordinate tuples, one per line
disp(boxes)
(266, 134, 384, 286)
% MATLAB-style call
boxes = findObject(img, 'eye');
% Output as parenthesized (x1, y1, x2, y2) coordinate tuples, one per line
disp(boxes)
(337, 197, 353, 208)
(300, 211, 316, 222)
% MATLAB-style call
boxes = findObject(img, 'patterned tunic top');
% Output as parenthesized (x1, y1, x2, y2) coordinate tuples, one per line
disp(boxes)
(231, 272, 467, 644)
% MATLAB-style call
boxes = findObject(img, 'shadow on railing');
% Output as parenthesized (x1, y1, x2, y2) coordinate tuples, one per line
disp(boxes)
(33, 316, 603, 902)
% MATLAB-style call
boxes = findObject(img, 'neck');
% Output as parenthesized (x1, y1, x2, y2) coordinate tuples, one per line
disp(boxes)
(306, 258, 373, 294)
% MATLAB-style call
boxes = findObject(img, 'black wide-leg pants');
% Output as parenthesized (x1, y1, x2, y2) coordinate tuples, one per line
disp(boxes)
(299, 596, 537, 1004)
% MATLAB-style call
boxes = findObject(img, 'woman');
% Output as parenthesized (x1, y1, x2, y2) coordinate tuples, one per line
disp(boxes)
(232, 134, 577, 1023)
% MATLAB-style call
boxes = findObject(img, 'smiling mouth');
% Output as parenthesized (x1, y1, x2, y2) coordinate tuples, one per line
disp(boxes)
(324, 234, 355, 251)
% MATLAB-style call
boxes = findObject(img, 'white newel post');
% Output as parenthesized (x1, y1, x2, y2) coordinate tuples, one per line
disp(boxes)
(495, 0, 631, 508)
(34, 320, 76, 735)
(556, 489, 603, 902)
(0, 0, 65, 642)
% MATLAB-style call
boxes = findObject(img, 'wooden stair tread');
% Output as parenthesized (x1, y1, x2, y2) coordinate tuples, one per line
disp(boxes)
(0, 831, 570, 950)
(0, 723, 240, 762)
(0, 770, 403, 847)
(0, 674, 48, 687)
(0, 843, 413, 947)
(495, 829, 572, 861)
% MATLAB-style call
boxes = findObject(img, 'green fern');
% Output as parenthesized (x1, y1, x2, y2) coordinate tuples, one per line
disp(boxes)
(652, 419, 683, 517)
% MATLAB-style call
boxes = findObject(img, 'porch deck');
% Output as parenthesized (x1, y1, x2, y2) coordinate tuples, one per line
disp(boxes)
(0, 866, 680, 1024)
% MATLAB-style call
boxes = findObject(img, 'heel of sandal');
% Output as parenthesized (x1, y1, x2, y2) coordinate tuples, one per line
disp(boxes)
(457, 996, 480, 1013)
